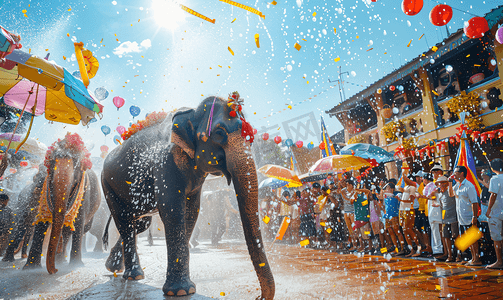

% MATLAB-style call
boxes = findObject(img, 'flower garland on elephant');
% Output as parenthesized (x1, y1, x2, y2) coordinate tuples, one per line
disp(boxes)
(121, 111, 168, 141)
(44, 132, 92, 173)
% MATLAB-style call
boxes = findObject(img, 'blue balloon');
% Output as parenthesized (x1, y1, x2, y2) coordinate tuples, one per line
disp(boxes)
(307, 142, 314, 150)
(94, 87, 109, 101)
(88, 118, 97, 124)
(130, 105, 141, 118)
(285, 139, 293, 147)
(101, 125, 111, 136)
(113, 135, 121, 145)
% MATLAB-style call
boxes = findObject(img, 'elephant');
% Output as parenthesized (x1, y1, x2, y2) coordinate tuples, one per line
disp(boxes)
(2, 164, 47, 262)
(23, 133, 101, 274)
(101, 95, 275, 299)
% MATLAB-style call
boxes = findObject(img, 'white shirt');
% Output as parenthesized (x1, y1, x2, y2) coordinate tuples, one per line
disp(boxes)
(489, 174, 503, 219)
(454, 178, 478, 225)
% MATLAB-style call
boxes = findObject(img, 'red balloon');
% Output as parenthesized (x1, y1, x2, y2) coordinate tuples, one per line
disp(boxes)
(389, 85, 396, 91)
(429, 4, 453, 26)
(253, 128, 258, 135)
(274, 136, 282, 144)
(113, 96, 125, 110)
(262, 133, 269, 141)
(296, 141, 303, 148)
(464, 17, 489, 39)
(319, 142, 325, 150)
(402, 0, 423, 16)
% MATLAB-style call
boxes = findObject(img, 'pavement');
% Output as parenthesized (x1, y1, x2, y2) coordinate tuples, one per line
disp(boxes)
(0, 237, 502, 299)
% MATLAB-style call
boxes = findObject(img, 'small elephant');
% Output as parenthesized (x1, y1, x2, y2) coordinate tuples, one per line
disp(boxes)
(2, 164, 47, 262)
(102, 95, 275, 299)
(24, 133, 101, 274)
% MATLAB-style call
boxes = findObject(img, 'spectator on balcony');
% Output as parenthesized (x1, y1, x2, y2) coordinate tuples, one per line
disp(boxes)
(485, 158, 503, 269)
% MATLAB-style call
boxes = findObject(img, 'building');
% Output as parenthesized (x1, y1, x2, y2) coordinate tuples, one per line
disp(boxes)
(326, 6, 503, 178)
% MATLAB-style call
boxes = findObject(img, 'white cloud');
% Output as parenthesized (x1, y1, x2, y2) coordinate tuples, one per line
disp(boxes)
(113, 39, 151, 56)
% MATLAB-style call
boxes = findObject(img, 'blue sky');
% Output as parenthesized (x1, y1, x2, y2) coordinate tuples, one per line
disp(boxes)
(0, 0, 499, 156)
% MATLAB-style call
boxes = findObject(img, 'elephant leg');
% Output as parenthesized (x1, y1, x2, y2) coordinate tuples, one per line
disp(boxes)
(3, 226, 26, 262)
(120, 218, 144, 280)
(0, 234, 8, 256)
(93, 232, 104, 253)
(69, 208, 86, 267)
(22, 225, 34, 259)
(160, 191, 196, 296)
(105, 237, 124, 273)
(23, 222, 50, 269)
(147, 228, 154, 246)
(56, 227, 72, 263)
(81, 234, 87, 254)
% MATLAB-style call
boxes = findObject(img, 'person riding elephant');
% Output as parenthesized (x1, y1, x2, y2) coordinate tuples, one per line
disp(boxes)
(23, 133, 101, 274)
(2, 164, 47, 262)
(101, 93, 275, 299)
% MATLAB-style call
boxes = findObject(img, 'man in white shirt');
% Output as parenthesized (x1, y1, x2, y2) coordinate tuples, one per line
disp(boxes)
(453, 165, 481, 265)
(486, 158, 503, 269)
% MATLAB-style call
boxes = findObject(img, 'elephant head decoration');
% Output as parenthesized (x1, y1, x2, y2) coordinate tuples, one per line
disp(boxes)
(24, 133, 100, 274)
(102, 93, 275, 299)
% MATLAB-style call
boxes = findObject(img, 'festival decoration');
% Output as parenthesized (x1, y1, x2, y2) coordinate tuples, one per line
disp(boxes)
(496, 27, 503, 44)
(101, 125, 111, 136)
(94, 87, 109, 101)
(307, 142, 314, 150)
(130, 105, 141, 119)
(0, 25, 22, 60)
(320, 116, 333, 158)
(446, 91, 483, 130)
(44, 132, 92, 174)
(219, 0, 265, 19)
(122, 111, 168, 141)
(389, 85, 396, 91)
(381, 104, 393, 119)
(464, 17, 489, 39)
(274, 136, 282, 144)
(285, 139, 293, 147)
(319, 142, 325, 150)
(113, 96, 125, 110)
(255, 33, 260, 48)
(179, 4, 215, 24)
(73, 42, 98, 88)
(20, 161, 28, 167)
(348, 134, 367, 144)
(381, 119, 406, 143)
(429, 4, 453, 26)
(296, 141, 303, 148)
(262, 132, 269, 141)
(402, 0, 423, 16)
(116, 126, 126, 135)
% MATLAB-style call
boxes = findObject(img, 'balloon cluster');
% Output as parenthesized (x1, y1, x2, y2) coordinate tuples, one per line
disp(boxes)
(260, 133, 309, 148)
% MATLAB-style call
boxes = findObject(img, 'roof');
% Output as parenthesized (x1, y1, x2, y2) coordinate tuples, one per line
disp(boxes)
(326, 5, 503, 117)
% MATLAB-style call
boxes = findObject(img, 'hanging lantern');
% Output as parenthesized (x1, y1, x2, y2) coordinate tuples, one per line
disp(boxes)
(389, 85, 396, 91)
(319, 142, 325, 150)
(274, 136, 282, 144)
(498, 129, 503, 141)
(449, 137, 456, 145)
(262, 133, 269, 141)
(381, 104, 393, 119)
(296, 141, 303, 148)
(402, 0, 423, 16)
(429, 4, 453, 26)
(488, 130, 496, 142)
(464, 17, 489, 39)
(471, 131, 480, 142)
(480, 132, 488, 144)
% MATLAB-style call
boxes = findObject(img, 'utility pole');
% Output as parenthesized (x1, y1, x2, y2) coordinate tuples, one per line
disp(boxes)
(328, 66, 349, 103)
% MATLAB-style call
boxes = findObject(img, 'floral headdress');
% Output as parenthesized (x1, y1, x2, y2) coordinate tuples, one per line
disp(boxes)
(44, 132, 92, 174)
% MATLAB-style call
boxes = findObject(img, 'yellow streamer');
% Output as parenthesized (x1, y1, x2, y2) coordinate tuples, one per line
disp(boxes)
(254, 33, 260, 48)
(219, 0, 265, 19)
(179, 4, 215, 24)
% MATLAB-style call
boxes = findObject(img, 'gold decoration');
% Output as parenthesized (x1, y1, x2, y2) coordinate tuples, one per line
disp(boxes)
(381, 119, 406, 144)
(446, 91, 484, 130)
(348, 134, 368, 144)
(402, 137, 417, 150)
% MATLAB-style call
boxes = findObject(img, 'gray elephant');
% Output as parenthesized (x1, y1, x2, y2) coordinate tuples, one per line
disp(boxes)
(1, 165, 47, 261)
(102, 94, 275, 299)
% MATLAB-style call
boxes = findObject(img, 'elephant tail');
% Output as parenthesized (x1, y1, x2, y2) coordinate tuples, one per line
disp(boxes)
(102, 214, 113, 251)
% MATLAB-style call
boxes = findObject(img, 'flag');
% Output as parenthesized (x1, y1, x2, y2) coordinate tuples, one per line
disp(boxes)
(454, 130, 482, 197)
(320, 116, 333, 158)
(396, 173, 406, 189)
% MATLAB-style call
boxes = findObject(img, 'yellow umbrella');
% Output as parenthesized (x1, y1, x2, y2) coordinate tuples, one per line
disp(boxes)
(308, 155, 371, 173)
(258, 164, 302, 185)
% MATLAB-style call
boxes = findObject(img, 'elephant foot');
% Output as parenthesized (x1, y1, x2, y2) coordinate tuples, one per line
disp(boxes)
(123, 267, 144, 280)
(47, 266, 58, 274)
(2, 253, 15, 262)
(162, 279, 196, 297)
(105, 251, 124, 273)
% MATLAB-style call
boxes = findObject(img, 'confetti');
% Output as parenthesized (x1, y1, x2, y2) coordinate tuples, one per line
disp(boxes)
(312, 12, 317, 17)
(366, 48, 373, 52)
(326, 228, 332, 233)
(300, 239, 310, 247)
(259, 263, 265, 267)
(432, 90, 439, 96)
(361, 200, 368, 206)
(432, 46, 438, 52)
(68, 6, 72, 11)
(294, 43, 301, 51)
(364, 231, 370, 235)
(333, 28, 337, 34)
(334, 57, 340, 62)
(228, 46, 234, 56)
(220, 292, 226, 296)
(231, 18, 236, 23)
(442, 210, 445, 219)
(380, 247, 387, 253)
(435, 285, 441, 291)
(63, 56, 66, 60)
(262, 215, 270, 224)
(419, 33, 424, 40)
(220, 0, 265, 19)
(113, 271, 117, 277)
(254, 33, 260, 48)
(66, 33, 70, 37)
(179, 4, 216, 24)
(269, 1, 277, 5)
(126, 181, 132, 184)
(407, 39, 412, 47)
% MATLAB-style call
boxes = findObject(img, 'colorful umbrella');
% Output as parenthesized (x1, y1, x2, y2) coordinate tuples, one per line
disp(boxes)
(258, 177, 289, 189)
(340, 143, 394, 164)
(308, 155, 371, 173)
(299, 172, 329, 183)
(258, 164, 301, 184)
(0, 133, 47, 161)
(0, 49, 103, 125)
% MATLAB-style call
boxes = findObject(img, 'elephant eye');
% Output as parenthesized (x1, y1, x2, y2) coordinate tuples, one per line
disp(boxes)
(213, 128, 227, 144)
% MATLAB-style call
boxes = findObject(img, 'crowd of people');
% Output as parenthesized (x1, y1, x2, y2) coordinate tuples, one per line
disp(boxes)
(259, 158, 503, 268)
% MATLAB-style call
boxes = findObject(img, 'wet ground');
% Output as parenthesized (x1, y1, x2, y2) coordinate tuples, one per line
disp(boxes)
(0, 237, 502, 299)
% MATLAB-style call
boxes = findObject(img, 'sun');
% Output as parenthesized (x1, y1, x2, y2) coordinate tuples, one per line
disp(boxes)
(152, 0, 186, 29)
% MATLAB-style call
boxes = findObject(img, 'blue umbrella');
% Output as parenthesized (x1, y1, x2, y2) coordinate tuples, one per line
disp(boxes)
(340, 143, 394, 164)
(258, 177, 289, 189)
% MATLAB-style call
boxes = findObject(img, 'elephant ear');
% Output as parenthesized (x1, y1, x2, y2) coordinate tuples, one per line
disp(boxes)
(171, 108, 197, 159)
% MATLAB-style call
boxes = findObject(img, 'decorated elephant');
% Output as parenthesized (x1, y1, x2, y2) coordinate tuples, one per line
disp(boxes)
(23, 133, 101, 274)
(102, 93, 275, 299)
(2, 164, 47, 262)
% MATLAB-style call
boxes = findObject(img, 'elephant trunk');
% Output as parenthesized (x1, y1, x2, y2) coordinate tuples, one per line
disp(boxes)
(225, 132, 275, 300)
(46, 158, 74, 274)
